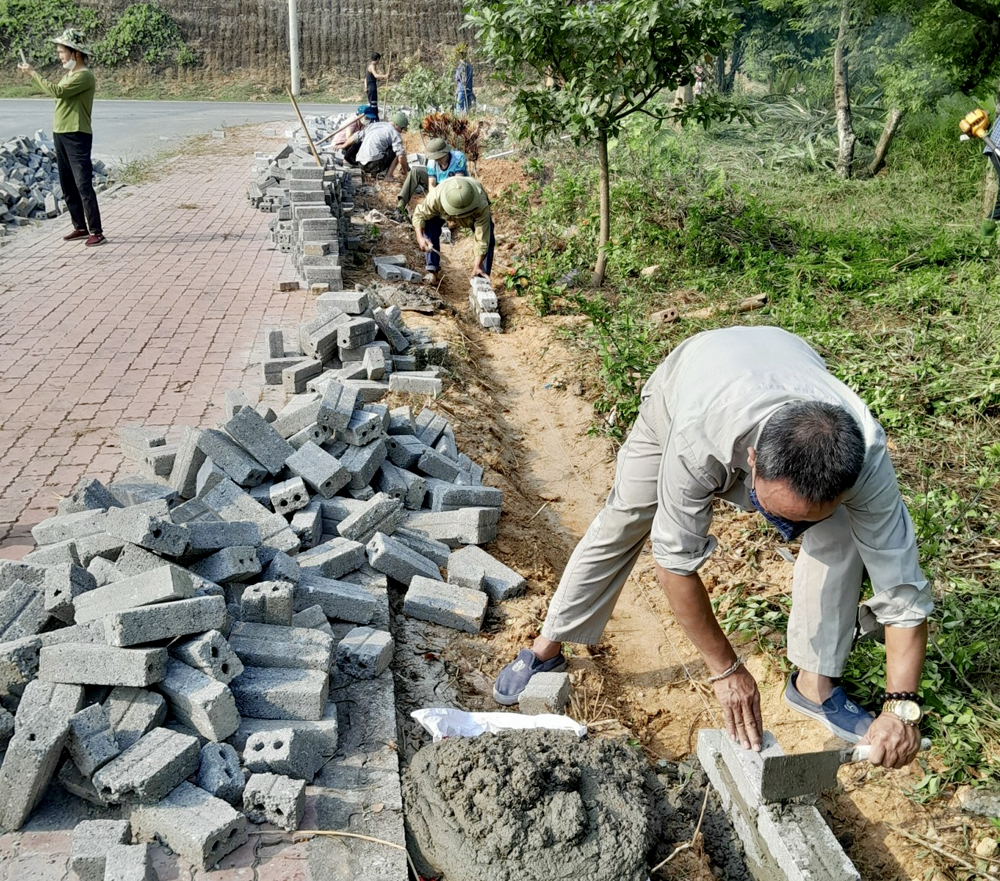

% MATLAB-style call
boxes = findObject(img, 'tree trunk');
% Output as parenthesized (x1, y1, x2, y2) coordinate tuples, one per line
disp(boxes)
(863, 108, 905, 178)
(715, 51, 727, 93)
(833, 0, 855, 179)
(593, 131, 611, 287)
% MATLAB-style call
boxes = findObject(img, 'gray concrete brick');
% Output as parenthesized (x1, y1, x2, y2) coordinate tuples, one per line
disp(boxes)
(337, 492, 404, 544)
(294, 572, 377, 624)
(129, 781, 248, 868)
(339, 437, 387, 490)
(423, 477, 503, 511)
(376, 460, 425, 510)
(225, 406, 297, 475)
(288, 421, 333, 450)
(270, 476, 310, 515)
(110, 543, 169, 579)
(389, 371, 442, 396)
(14, 679, 85, 729)
(283, 357, 324, 393)
(243, 772, 306, 831)
(317, 290, 368, 315)
(199, 476, 301, 554)
(384, 433, 425, 469)
(70, 819, 131, 881)
(372, 306, 409, 353)
(264, 327, 285, 358)
(66, 702, 121, 776)
(104, 595, 227, 647)
(40, 563, 95, 623)
(230, 666, 329, 720)
(232, 698, 337, 754)
(317, 380, 359, 432)
(240, 580, 295, 625)
(59, 760, 111, 807)
(340, 408, 383, 447)
(170, 630, 243, 684)
(22, 539, 80, 568)
(366, 532, 442, 584)
(417, 446, 463, 481)
(106, 479, 180, 509)
(339, 339, 391, 364)
(271, 394, 322, 438)
(290, 499, 322, 549)
(0, 581, 46, 641)
(291, 603, 334, 636)
(264, 550, 301, 585)
(170, 427, 208, 499)
(31, 508, 107, 546)
(58, 477, 123, 516)
(93, 727, 200, 804)
(300, 311, 347, 360)
(242, 726, 317, 780)
(40, 643, 168, 687)
(363, 346, 387, 381)
(88, 555, 119, 586)
(103, 687, 168, 750)
(335, 626, 393, 679)
(317, 495, 367, 529)
(393, 526, 451, 568)
(103, 505, 191, 557)
(223, 388, 252, 420)
(196, 428, 269, 487)
(339, 378, 389, 402)
(338, 316, 378, 348)
(0, 559, 46, 591)
(0, 706, 12, 752)
(263, 356, 310, 385)
(159, 659, 240, 742)
(402, 576, 488, 633)
(297, 535, 366, 579)
(285, 441, 350, 498)
(74, 564, 195, 624)
(0, 636, 41, 712)
(519, 671, 571, 714)
(104, 843, 155, 881)
(170, 497, 223, 525)
(197, 742, 244, 805)
(392, 354, 418, 371)
(189, 546, 262, 585)
(230, 621, 333, 671)
(415, 408, 449, 446)
(183, 520, 262, 553)
(0, 707, 69, 831)
(448, 545, 527, 601)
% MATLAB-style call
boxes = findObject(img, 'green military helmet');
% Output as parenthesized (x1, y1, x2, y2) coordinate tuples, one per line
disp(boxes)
(439, 177, 482, 216)
(391, 111, 409, 130)
(425, 138, 450, 162)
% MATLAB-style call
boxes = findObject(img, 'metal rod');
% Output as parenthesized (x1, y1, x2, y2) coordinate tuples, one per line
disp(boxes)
(288, 0, 300, 97)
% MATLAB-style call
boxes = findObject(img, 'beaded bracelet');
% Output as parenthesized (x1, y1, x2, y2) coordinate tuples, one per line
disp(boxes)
(708, 657, 744, 683)
(881, 691, 921, 702)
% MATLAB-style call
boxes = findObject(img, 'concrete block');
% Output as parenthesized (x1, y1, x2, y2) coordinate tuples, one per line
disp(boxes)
(377, 461, 427, 510)
(67, 703, 121, 776)
(59, 759, 111, 807)
(424, 478, 503, 511)
(103, 505, 191, 557)
(288, 421, 333, 450)
(0, 581, 46, 641)
(104, 843, 155, 881)
(243, 727, 321, 781)
(170, 427, 208, 499)
(74, 564, 195, 624)
(106, 479, 179, 509)
(290, 500, 322, 549)
(70, 819, 131, 881)
(339, 408, 383, 447)
(199, 476, 300, 554)
(263, 356, 310, 385)
(22, 539, 80, 568)
(415, 408, 449, 446)
(232, 698, 337, 754)
(317, 495, 367, 528)
(197, 428, 268, 487)
(389, 371, 442, 396)
(297, 536, 366, 579)
(230, 666, 329, 721)
(103, 687, 168, 750)
(0, 559, 46, 591)
(0, 706, 12, 752)
(240, 581, 295, 625)
(317, 290, 368, 315)
(159, 659, 240, 741)
(183, 520, 262, 553)
(363, 346, 387, 381)
(402, 576, 488, 633)
(40, 643, 168, 687)
(335, 626, 393, 679)
(448, 545, 527, 601)
(270, 476, 310, 515)
(272, 395, 321, 439)
(264, 551, 301, 585)
(294, 573, 377, 624)
(189, 546, 262, 584)
(129, 782, 248, 868)
(58, 477, 122, 515)
(197, 742, 244, 805)
(94, 726, 200, 804)
(337, 492, 404, 544)
(285, 441, 350, 498)
(384, 433, 426, 469)
(88, 556, 119, 586)
(170, 630, 244, 684)
(0, 636, 41, 712)
(339, 378, 389, 402)
(224, 406, 296, 475)
(14, 679, 85, 729)
(519, 671, 571, 714)
(393, 526, 451, 567)
(0, 707, 69, 831)
(283, 358, 324, 393)
(417, 446, 463, 481)
(372, 306, 409, 353)
(229, 621, 333, 671)
(339, 438, 387, 490)
(291, 604, 334, 636)
(243, 773, 306, 831)
(31, 508, 107, 546)
(317, 380, 359, 432)
(264, 327, 285, 358)
(300, 311, 347, 360)
(367, 532, 442, 584)
(104, 595, 227, 647)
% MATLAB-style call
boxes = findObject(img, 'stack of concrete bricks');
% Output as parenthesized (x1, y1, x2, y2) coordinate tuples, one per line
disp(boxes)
(469, 277, 502, 332)
(0, 132, 110, 232)
(260, 294, 449, 400)
(0, 372, 529, 876)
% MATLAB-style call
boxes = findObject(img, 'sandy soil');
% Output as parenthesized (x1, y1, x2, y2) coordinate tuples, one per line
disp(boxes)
(357, 140, 994, 880)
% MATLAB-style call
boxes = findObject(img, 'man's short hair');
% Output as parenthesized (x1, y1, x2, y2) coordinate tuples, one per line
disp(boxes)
(370, 52, 381, 62)
(755, 402, 865, 503)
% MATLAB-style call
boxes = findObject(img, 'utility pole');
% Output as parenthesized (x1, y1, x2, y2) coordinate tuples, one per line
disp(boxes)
(288, 0, 300, 97)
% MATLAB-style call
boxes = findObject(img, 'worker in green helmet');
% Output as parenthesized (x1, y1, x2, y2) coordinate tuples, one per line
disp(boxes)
(348, 111, 410, 179)
(411, 176, 494, 285)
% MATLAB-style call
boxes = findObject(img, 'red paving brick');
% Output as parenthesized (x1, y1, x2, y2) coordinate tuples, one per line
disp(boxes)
(0, 127, 312, 557)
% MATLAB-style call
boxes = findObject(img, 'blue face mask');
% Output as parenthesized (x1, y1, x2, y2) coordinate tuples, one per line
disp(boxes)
(749, 488, 813, 542)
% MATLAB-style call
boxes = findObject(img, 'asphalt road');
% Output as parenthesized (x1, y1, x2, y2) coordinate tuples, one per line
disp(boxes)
(0, 99, 354, 165)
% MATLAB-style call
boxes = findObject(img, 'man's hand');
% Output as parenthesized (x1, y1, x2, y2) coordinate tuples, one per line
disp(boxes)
(18, 63, 33, 75)
(415, 231, 433, 253)
(859, 712, 921, 769)
(713, 666, 763, 751)
(471, 259, 489, 280)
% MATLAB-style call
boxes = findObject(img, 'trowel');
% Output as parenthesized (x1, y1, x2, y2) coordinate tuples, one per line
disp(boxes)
(760, 738, 931, 802)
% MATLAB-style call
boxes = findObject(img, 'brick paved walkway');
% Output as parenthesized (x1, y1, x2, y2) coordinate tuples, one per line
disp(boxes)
(0, 126, 312, 560)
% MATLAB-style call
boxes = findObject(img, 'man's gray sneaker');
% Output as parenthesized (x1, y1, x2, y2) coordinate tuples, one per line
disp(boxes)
(493, 648, 567, 706)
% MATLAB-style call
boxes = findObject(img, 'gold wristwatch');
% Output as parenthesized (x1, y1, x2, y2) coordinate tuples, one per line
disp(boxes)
(882, 698, 923, 727)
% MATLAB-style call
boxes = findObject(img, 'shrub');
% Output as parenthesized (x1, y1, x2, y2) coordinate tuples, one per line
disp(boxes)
(0, 0, 99, 66)
(95, 3, 194, 67)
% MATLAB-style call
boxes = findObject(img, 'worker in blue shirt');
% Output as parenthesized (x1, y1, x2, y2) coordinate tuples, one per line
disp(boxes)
(396, 138, 467, 220)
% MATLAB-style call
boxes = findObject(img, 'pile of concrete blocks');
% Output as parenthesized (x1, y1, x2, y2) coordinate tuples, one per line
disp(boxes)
(260, 296, 448, 400)
(469, 277, 502, 332)
(374, 254, 423, 283)
(0, 132, 110, 231)
(0, 374, 529, 873)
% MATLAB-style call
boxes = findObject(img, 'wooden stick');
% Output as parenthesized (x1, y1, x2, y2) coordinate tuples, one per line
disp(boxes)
(287, 88, 323, 168)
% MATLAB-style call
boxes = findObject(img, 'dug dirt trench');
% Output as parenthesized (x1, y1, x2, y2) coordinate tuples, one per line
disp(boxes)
(356, 154, 949, 880)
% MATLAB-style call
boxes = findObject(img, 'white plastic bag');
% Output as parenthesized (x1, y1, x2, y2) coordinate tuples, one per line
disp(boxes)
(411, 707, 586, 742)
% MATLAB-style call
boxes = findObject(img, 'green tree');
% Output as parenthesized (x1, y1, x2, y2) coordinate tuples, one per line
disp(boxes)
(95, 3, 194, 67)
(0, 0, 99, 66)
(466, 0, 736, 285)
